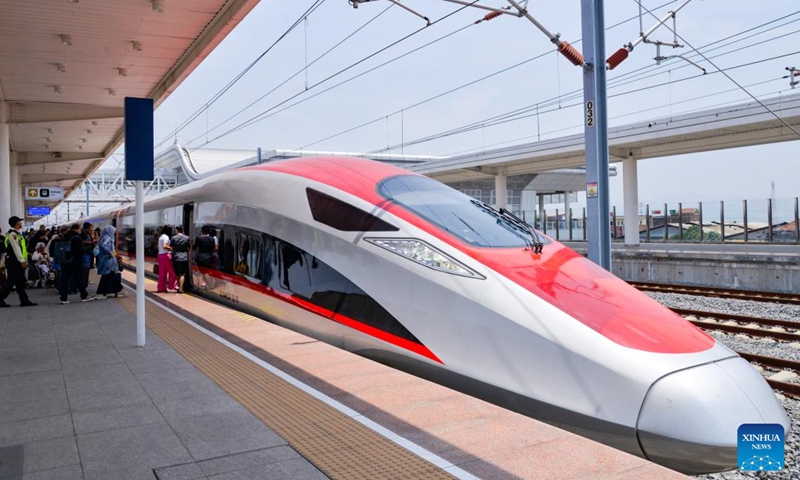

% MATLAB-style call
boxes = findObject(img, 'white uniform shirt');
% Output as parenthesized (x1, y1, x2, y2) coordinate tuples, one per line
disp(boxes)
(157, 234, 170, 254)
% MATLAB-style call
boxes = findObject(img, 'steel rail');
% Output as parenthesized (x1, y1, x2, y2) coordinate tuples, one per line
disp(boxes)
(633, 281, 800, 305)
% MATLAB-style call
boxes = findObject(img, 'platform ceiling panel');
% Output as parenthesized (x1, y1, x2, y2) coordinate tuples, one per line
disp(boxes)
(0, 0, 261, 209)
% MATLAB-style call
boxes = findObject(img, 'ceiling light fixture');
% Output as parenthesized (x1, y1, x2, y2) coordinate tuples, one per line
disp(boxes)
(86, 129, 93, 134)
(151, 0, 164, 13)
(80, 138, 87, 143)
(46, 128, 54, 134)
(117, 67, 128, 76)
(65, 0, 79, 3)
(92, 121, 98, 126)
(77, 145, 83, 150)
(107, 88, 116, 96)
(56, 63, 66, 73)
(53, 85, 63, 94)
(42, 144, 49, 150)
(60, 34, 72, 46)
(131, 40, 142, 51)
(45, 137, 52, 143)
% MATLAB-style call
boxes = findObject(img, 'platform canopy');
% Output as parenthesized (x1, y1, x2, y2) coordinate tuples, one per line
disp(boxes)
(0, 0, 260, 212)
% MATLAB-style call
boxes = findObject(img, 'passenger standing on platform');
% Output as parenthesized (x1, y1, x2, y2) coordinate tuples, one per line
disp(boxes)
(0, 216, 37, 307)
(95, 225, 123, 298)
(47, 226, 68, 287)
(156, 225, 177, 293)
(58, 223, 94, 304)
(80, 223, 95, 291)
(170, 225, 191, 293)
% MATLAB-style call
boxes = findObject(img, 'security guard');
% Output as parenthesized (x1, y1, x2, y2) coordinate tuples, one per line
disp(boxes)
(0, 216, 37, 307)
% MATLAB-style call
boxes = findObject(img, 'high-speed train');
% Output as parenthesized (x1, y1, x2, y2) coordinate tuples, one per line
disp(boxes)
(90, 156, 788, 474)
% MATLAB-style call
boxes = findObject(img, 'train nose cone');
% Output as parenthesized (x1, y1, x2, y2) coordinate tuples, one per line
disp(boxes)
(636, 356, 790, 474)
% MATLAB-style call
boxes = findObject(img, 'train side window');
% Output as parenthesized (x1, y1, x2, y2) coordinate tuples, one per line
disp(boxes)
(306, 188, 398, 232)
(234, 230, 263, 281)
(279, 243, 313, 299)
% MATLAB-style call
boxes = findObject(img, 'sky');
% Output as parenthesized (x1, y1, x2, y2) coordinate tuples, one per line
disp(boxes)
(113, 0, 800, 213)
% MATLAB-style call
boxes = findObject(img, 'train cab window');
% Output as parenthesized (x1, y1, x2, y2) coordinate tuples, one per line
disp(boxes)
(378, 175, 550, 248)
(306, 188, 398, 232)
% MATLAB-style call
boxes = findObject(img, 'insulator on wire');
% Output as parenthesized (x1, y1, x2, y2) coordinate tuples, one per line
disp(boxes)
(606, 48, 630, 70)
(474, 10, 503, 24)
(557, 41, 584, 66)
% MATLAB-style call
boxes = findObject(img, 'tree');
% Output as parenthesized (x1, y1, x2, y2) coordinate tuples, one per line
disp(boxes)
(671, 225, 721, 242)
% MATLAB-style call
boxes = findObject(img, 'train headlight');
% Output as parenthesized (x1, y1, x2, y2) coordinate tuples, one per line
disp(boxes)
(364, 238, 484, 279)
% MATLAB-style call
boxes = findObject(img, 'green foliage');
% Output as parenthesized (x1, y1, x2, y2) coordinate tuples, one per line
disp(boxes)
(671, 225, 721, 242)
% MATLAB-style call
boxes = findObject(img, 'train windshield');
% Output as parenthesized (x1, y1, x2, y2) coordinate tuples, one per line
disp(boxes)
(378, 175, 547, 248)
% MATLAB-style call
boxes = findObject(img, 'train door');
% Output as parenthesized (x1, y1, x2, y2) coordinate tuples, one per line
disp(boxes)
(182, 202, 194, 289)
(182, 203, 194, 239)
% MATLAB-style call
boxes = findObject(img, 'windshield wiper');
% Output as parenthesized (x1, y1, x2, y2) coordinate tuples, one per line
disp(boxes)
(499, 208, 544, 254)
(470, 200, 544, 253)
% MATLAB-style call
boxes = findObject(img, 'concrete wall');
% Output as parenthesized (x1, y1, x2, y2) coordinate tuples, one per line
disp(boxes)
(569, 247, 799, 293)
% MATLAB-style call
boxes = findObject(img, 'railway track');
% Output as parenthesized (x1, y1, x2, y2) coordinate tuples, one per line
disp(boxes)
(667, 308, 800, 396)
(673, 307, 800, 342)
(738, 352, 800, 397)
(633, 281, 800, 305)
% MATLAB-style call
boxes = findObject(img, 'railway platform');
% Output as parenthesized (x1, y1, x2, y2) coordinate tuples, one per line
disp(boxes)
(0, 275, 689, 480)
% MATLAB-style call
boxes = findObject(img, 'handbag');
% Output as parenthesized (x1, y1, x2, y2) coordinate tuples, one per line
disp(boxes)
(153, 263, 159, 275)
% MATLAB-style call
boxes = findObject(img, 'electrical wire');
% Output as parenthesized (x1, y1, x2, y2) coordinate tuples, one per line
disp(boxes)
(296, 0, 684, 150)
(636, 1, 800, 138)
(371, 49, 800, 153)
(375, 24, 800, 153)
(154, 0, 329, 150)
(447, 77, 784, 156)
(298, 5, 800, 151)
(182, 3, 396, 148)
(189, 0, 482, 150)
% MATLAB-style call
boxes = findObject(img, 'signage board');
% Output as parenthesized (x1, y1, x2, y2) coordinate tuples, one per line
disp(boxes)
(26, 206, 51, 217)
(24, 186, 64, 201)
(124, 97, 155, 181)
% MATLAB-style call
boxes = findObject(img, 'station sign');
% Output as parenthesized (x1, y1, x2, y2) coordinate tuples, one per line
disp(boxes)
(26, 206, 51, 217)
(24, 186, 64, 201)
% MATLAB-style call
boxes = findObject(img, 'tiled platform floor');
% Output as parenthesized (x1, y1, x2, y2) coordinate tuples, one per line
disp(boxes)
(0, 287, 327, 480)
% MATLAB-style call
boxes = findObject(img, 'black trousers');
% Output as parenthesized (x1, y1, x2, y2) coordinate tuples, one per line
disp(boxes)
(0, 261, 30, 304)
(59, 263, 88, 301)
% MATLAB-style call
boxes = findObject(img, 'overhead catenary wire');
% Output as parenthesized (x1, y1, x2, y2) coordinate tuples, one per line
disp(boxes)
(189, 0, 483, 150)
(296, 0, 685, 150)
(297, 5, 799, 151)
(447, 76, 784, 157)
(637, 1, 800, 139)
(153, 0, 329, 150)
(369, 18, 800, 154)
(183, 2, 396, 148)
(370, 49, 800, 153)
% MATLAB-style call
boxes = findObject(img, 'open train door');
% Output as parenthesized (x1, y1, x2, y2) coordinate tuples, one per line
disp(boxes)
(183, 202, 194, 289)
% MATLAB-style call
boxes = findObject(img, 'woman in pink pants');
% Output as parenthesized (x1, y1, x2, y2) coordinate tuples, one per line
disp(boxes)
(156, 225, 177, 292)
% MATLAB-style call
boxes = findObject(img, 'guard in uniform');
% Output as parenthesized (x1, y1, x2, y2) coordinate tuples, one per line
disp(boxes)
(0, 216, 37, 307)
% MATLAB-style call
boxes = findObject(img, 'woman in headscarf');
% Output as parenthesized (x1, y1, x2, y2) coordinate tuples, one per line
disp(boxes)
(95, 225, 123, 298)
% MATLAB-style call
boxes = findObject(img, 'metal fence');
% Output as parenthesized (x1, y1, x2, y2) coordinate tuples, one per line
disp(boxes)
(523, 197, 800, 244)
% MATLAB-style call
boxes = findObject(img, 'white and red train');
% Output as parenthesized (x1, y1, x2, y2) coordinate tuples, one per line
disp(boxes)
(89, 156, 788, 474)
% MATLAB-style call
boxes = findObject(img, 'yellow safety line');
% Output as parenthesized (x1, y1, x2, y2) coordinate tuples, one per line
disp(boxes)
(116, 296, 455, 480)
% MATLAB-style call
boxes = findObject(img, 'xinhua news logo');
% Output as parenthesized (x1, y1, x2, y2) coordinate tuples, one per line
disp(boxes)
(738, 424, 785, 471)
